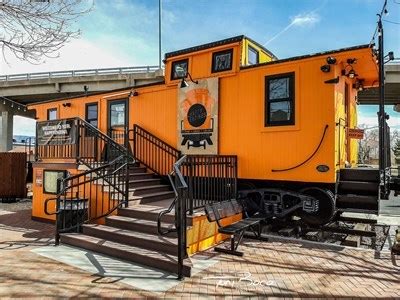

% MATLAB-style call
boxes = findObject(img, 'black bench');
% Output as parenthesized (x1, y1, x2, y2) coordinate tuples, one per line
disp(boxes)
(204, 199, 266, 256)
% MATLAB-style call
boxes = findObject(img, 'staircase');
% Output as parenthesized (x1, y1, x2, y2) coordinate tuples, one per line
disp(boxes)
(337, 168, 380, 213)
(61, 204, 192, 277)
(58, 160, 192, 277)
(39, 120, 237, 279)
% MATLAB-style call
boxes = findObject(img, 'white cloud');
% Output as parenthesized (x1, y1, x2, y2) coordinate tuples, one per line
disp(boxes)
(0, 38, 133, 75)
(264, 12, 320, 45)
(291, 12, 320, 27)
(358, 114, 400, 129)
(13, 116, 36, 136)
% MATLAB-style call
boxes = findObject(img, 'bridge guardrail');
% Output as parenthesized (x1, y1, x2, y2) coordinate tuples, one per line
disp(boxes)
(0, 66, 162, 82)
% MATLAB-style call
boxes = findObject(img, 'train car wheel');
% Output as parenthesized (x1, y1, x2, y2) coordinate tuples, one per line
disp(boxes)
(299, 187, 335, 226)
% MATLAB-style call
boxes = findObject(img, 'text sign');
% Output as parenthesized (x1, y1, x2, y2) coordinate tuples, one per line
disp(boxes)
(37, 119, 76, 145)
(348, 128, 364, 139)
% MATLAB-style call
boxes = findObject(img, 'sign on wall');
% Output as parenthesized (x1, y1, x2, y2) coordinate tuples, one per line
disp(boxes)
(37, 119, 76, 145)
(348, 128, 365, 140)
(177, 78, 218, 154)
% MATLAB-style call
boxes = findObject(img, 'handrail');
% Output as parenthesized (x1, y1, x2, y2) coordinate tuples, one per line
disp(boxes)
(0, 66, 161, 82)
(157, 156, 188, 236)
(133, 124, 181, 177)
(272, 125, 329, 172)
(54, 154, 130, 242)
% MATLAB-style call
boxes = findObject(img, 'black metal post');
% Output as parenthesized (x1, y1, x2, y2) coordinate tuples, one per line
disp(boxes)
(75, 119, 81, 162)
(377, 6, 388, 199)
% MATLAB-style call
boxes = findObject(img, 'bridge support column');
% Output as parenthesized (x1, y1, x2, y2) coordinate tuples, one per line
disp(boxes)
(0, 110, 14, 152)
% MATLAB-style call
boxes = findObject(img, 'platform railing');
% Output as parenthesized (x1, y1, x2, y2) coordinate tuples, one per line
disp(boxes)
(132, 124, 182, 177)
(0, 66, 161, 82)
(36, 118, 129, 167)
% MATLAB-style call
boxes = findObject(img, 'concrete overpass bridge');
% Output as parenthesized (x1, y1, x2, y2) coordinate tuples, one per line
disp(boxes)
(0, 65, 164, 104)
(0, 65, 164, 151)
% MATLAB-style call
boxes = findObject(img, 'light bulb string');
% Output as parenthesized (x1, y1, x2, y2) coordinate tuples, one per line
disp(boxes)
(0, 96, 28, 112)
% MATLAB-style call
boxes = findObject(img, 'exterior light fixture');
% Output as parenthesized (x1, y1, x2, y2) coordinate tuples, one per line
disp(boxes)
(347, 58, 357, 64)
(384, 51, 395, 64)
(326, 56, 337, 64)
(320, 65, 331, 73)
(353, 80, 364, 91)
(130, 90, 139, 97)
(180, 72, 198, 88)
(62, 102, 71, 107)
(347, 69, 357, 79)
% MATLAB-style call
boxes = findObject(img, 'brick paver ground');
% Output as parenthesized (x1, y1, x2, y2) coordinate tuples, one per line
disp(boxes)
(0, 201, 399, 299)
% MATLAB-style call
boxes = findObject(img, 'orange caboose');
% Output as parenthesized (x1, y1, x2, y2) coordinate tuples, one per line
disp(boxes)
(29, 35, 380, 225)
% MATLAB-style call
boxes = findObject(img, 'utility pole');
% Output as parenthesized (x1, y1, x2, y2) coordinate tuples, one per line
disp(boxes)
(377, 0, 388, 199)
(158, 0, 162, 69)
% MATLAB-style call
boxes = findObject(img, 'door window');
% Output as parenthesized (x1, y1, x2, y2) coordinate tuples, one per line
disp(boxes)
(110, 101, 126, 127)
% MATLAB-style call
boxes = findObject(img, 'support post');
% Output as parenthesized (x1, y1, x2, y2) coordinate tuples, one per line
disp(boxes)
(0, 110, 14, 152)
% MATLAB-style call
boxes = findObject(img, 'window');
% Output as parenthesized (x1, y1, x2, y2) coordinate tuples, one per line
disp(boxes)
(265, 73, 295, 126)
(171, 59, 188, 80)
(109, 101, 126, 127)
(47, 108, 57, 120)
(43, 170, 66, 194)
(212, 49, 233, 73)
(85, 103, 98, 128)
(248, 46, 259, 65)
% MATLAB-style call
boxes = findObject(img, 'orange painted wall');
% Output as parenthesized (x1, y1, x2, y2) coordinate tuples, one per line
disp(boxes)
(29, 44, 377, 185)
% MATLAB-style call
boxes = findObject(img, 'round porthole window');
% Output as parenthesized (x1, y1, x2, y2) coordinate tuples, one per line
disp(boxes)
(187, 104, 207, 127)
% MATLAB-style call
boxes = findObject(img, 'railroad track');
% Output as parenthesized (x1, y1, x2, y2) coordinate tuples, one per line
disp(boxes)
(258, 215, 390, 250)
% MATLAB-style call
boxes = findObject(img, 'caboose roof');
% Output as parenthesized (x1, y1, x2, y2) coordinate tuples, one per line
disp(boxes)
(164, 35, 278, 60)
(241, 44, 372, 70)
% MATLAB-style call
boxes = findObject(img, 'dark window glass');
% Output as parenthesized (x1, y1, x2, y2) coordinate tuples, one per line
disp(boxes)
(110, 102, 126, 127)
(248, 46, 259, 65)
(265, 73, 295, 126)
(86, 103, 98, 127)
(171, 59, 188, 80)
(47, 108, 57, 120)
(212, 49, 233, 73)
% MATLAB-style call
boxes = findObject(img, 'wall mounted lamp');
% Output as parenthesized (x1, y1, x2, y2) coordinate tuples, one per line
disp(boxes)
(62, 102, 71, 108)
(352, 79, 364, 91)
(129, 90, 139, 97)
(180, 72, 198, 88)
(320, 64, 331, 73)
(341, 58, 358, 79)
(326, 56, 337, 65)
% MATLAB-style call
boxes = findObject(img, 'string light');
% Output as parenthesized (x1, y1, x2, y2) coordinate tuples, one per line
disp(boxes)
(0, 96, 28, 112)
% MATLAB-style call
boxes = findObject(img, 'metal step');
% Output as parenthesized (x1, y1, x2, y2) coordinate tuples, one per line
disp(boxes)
(82, 224, 178, 255)
(336, 194, 378, 211)
(130, 185, 170, 196)
(128, 178, 161, 188)
(106, 215, 177, 237)
(340, 168, 380, 182)
(128, 191, 176, 204)
(60, 233, 191, 277)
(118, 205, 176, 224)
(338, 181, 379, 195)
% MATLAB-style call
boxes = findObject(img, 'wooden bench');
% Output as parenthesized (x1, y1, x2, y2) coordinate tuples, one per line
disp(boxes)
(204, 199, 266, 256)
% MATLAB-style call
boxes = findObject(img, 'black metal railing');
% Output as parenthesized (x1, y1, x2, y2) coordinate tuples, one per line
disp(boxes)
(157, 155, 237, 279)
(133, 124, 181, 177)
(44, 154, 130, 244)
(181, 155, 237, 214)
(36, 118, 129, 167)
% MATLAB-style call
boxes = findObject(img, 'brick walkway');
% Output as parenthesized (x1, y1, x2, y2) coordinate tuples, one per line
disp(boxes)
(1, 203, 400, 298)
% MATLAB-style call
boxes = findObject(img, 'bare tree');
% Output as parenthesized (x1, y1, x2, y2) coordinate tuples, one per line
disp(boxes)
(0, 0, 92, 63)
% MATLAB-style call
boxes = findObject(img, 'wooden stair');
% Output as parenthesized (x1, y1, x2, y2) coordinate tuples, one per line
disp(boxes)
(60, 163, 192, 277)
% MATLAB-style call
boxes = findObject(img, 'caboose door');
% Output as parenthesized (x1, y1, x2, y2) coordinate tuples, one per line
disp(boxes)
(107, 99, 128, 145)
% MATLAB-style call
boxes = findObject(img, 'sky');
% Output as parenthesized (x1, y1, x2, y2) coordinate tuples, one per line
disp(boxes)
(1, 0, 399, 136)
